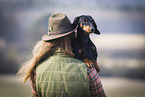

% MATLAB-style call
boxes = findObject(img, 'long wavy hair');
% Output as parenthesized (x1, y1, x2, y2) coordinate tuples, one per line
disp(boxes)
(17, 32, 75, 83)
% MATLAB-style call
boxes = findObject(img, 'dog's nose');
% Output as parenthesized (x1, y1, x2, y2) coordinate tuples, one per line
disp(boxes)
(89, 23, 95, 33)
(90, 26, 95, 33)
(91, 28, 95, 32)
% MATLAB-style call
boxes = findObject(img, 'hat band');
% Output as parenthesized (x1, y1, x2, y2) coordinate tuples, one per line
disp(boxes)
(48, 28, 73, 36)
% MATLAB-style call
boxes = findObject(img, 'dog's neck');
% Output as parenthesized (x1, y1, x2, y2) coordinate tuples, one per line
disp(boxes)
(76, 26, 91, 44)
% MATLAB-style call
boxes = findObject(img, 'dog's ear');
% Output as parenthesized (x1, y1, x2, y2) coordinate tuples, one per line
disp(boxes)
(73, 16, 80, 28)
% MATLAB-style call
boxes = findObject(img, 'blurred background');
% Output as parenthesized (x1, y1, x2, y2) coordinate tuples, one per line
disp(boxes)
(0, 0, 145, 97)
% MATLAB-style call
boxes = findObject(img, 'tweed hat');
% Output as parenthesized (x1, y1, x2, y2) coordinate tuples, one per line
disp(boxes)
(42, 13, 77, 41)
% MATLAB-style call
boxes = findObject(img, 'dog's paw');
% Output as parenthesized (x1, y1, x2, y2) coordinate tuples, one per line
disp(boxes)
(83, 58, 93, 68)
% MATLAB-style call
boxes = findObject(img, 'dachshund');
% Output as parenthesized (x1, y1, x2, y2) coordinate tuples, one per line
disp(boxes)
(73, 15, 100, 73)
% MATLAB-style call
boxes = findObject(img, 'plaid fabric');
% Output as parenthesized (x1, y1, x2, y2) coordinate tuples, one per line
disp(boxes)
(36, 53, 91, 97)
(32, 70, 38, 97)
(32, 68, 106, 97)
(31, 49, 106, 97)
(87, 68, 106, 97)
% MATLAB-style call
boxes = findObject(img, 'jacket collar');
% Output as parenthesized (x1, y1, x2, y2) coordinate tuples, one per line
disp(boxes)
(53, 48, 68, 57)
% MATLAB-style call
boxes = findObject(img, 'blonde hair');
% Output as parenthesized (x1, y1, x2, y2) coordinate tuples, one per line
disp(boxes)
(17, 33, 75, 83)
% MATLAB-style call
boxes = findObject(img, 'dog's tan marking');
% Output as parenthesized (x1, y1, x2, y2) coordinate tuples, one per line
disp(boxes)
(83, 25, 91, 33)
(78, 49, 82, 54)
(80, 23, 82, 28)
(92, 46, 95, 51)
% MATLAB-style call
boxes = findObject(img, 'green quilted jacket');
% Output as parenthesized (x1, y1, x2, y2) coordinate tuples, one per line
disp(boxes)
(36, 49, 92, 97)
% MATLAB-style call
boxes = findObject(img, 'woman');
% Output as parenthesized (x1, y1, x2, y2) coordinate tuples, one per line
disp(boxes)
(18, 13, 106, 97)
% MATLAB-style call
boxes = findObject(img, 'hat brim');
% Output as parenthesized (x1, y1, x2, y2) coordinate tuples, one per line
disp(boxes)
(42, 25, 78, 41)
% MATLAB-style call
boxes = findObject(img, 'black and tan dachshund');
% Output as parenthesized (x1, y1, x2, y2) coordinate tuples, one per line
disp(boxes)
(73, 15, 100, 72)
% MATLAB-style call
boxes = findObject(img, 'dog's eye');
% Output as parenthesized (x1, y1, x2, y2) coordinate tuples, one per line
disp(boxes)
(82, 22, 89, 26)
(91, 19, 94, 22)
(82, 23, 85, 26)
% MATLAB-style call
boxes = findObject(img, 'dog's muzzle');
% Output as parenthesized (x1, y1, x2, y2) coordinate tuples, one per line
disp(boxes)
(81, 22, 96, 34)
(89, 23, 95, 33)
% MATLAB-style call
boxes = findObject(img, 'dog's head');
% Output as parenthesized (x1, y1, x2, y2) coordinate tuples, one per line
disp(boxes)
(73, 15, 100, 35)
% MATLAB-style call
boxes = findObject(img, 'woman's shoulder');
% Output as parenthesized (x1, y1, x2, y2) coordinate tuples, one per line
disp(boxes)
(67, 57, 85, 64)
(36, 54, 88, 72)
(41, 54, 86, 65)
